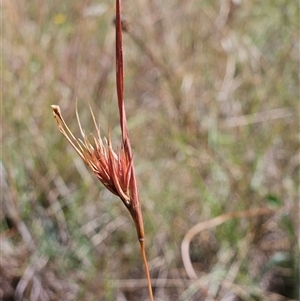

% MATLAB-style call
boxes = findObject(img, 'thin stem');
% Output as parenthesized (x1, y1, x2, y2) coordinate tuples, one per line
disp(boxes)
(140, 240, 154, 301)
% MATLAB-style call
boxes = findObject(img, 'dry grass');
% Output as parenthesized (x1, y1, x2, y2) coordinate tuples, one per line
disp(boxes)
(2, 0, 299, 300)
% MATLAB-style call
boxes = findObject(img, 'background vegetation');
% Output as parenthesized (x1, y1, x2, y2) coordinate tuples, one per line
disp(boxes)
(2, 0, 299, 300)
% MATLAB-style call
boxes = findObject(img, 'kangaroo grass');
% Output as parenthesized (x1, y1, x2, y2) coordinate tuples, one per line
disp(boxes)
(51, 1, 154, 300)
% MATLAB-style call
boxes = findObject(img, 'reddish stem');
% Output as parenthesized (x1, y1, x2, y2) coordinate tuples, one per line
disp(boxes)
(115, 1, 154, 300)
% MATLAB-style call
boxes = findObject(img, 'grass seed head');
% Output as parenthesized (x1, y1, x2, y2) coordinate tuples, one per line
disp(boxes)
(51, 105, 132, 205)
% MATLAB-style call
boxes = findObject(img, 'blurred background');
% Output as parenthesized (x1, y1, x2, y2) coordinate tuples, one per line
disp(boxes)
(2, 0, 299, 300)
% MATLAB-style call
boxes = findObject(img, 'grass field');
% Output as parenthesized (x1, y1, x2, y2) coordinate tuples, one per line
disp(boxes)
(2, 1, 299, 300)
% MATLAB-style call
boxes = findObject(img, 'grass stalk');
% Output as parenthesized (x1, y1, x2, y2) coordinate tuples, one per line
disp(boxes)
(140, 240, 154, 301)
(51, 0, 154, 299)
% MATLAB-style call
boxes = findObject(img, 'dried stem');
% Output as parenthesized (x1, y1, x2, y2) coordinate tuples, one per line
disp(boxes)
(51, 0, 154, 299)
(181, 207, 276, 280)
(115, 1, 153, 299)
(140, 240, 154, 301)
